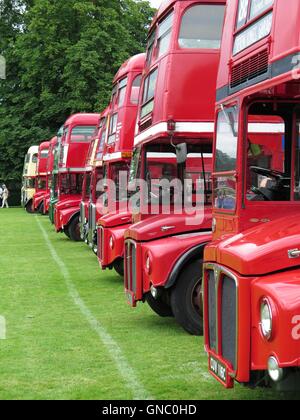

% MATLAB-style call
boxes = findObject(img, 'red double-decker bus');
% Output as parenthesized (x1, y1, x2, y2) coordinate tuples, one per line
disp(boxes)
(119, 0, 226, 335)
(54, 113, 99, 240)
(32, 141, 50, 212)
(203, 0, 300, 390)
(92, 54, 145, 260)
(42, 136, 58, 215)
(79, 109, 108, 244)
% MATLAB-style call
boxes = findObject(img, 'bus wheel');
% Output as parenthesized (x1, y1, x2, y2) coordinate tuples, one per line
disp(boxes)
(25, 201, 34, 214)
(67, 216, 81, 242)
(170, 259, 203, 336)
(38, 202, 44, 215)
(146, 291, 173, 318)
(113, 258, 124, 277)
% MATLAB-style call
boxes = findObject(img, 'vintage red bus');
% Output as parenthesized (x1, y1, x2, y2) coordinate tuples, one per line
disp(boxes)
(41, 136, 58, 215)
(21, 145, 39, 213)
(53, 113, 100, 240)
(203, 0, 300, 390)
(91, 54, 145, 259)
(32, 141, 50, 212)
(79, 111, 107, 243)
(118, 0, 226, 335)
(82, 108, 109, 248)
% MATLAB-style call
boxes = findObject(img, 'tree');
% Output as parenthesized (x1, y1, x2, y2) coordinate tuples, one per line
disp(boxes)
(0, 0, 154, 204)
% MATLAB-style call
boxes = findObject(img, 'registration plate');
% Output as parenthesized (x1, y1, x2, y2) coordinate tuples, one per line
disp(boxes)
(209, 355, 230, 387)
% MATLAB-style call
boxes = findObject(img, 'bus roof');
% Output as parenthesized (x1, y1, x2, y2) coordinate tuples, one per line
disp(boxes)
(27, 146, 39, 155)
(113, 53, 146, 84)
(39, 141, 50, 151)
(151, 0, 226, 31)
(64, 113, 100, 127)
(216, 0, 300, 102)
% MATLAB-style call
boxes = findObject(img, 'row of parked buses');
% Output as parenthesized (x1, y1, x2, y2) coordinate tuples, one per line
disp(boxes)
(21, 0, 300, 391)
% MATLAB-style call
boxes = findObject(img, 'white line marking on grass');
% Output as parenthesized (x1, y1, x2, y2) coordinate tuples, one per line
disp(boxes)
(36, 217, 153, 400)
(0, 316, 6, 339)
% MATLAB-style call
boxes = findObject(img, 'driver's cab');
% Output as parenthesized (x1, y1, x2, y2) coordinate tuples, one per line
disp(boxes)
(129, 139, 212, 223)
(213, 98, 300, 240)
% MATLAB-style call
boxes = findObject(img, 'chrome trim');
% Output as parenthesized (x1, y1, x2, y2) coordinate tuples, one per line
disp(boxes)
(260, 298, 273, 341)
(98, 225, 104, 261)
(125, 239, 137, 294)
(203, 262, 239, 376)
(288, 249, 300, 259)
(161, 225, 176, 232)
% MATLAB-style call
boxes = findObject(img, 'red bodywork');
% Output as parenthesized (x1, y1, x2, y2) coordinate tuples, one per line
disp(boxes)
(79, 111, 108, 242)
(203, 0, 300, 388)
(122, 0, 226, 305)
(32, 141, 50, 212)
(92, 54, 145, 256)
(41, 136, 58, 214)
(54, 113, 100, 234)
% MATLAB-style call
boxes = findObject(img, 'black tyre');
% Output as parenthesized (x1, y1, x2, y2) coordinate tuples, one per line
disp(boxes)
(170, 259, 203, 336)
(25, 200, 34, 214)
(146, 291, 173, 318)
(113, 258, 124, 277)
(38, 202, 44, 215)
(64, 228, 71, 239)
(67, 216, 81, 241)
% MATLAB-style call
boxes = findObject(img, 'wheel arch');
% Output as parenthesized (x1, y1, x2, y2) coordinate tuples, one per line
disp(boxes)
(164, 243, 208, 290)
(64, 210, 80, 230)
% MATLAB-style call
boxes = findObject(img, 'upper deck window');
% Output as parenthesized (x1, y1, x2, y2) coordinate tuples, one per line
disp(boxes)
(146, 30, 156, 66)
(108, 113, 118, 144)
(236, 0, 273, 29)
(118, 77, 128, 107)
(99, 117, 105, 129)
(233, 11, 273, 55)
(97, 122, 107, 160)
(140, 68, 158, 119)
(111, 84, 118, 108)
(157, 11, 174, 57)
(112, 77, 128, 109)
(179, 5, 225, 49)
(250, 0, 273, 20)
(70, 126, 97, 143)
(130, 75, 142, 105)
(40, 149, 49, 159)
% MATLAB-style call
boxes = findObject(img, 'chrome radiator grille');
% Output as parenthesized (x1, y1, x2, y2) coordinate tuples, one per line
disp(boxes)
(98, 225, 104, 261)
(206, 266, 237, 370)
(80, 201, 85, 224)
(88, 204, 96, 231)
(125, 240, 137, 294)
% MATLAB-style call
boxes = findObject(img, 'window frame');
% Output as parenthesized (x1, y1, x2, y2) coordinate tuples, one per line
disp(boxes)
(178, 3, 225, 50)
(70, 125, 97, 143)
(157, 10, 174, 58)
(235, 0, 274, 30)
(108, 113, 118, 144)
(140, 68, 158, 119)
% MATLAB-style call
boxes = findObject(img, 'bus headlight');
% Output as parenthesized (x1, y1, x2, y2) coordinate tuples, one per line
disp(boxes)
(109, 236, 114, 250)
(268, 356, 284, 383)
(212, 217, 217, 233)
(145, 254, 152, 275)
(260, 298, 273, 340)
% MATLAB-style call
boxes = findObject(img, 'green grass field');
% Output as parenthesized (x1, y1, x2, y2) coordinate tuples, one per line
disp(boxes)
(0, 209, 291, 400)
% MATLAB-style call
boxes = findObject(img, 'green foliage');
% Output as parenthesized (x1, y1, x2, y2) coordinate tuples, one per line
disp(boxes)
(0, 0, 154, 192)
